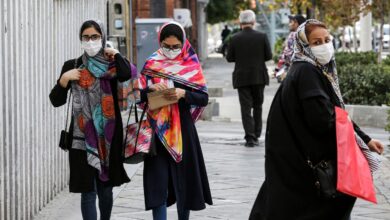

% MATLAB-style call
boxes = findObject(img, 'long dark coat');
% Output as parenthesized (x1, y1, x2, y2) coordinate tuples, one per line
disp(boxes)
(140, 83, 213, 211)
(249, 62, 371, 220)
(49, 54, 131, 192)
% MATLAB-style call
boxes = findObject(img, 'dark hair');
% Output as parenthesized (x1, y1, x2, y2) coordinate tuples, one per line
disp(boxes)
(159, 24, 184, 43)
(79, 20, 103, 40)
(305, 22, 328, 39)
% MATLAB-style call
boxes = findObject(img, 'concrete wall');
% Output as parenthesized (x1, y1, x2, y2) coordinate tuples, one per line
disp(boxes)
(0, 0, 107, 219)
(346, 105, 390, 129)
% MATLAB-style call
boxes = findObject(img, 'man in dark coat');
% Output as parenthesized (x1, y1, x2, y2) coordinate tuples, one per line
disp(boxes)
(226, 10, 272, 147)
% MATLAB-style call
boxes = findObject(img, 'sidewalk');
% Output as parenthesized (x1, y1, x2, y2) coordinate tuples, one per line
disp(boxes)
(34, 54, 390, 220)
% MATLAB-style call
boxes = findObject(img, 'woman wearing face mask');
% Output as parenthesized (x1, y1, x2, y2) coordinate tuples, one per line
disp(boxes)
(137, 22, 212, 220)
(249, 19, 384, 220)
(49, 19, 134, 220)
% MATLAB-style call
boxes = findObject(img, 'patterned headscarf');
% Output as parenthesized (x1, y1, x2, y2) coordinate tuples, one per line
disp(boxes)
(292, 19, 380, 172)
(71, 19, 128, 181)
(138, 21, 207, 163)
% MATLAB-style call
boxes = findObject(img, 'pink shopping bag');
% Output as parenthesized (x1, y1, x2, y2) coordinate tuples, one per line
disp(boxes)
(335, 106, 377, 203)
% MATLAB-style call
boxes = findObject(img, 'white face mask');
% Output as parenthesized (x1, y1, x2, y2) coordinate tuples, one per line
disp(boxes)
(161, 47, 181, 59)
(310, 42, 334, 65)
(81, 39, 102, 57)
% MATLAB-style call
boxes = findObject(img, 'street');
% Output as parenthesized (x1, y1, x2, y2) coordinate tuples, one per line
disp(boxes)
(34, 54, 390, 220)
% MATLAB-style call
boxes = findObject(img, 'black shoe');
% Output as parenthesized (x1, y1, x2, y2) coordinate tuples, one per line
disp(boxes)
(245, 141, 255, 147)
(253, 138, 259, 146)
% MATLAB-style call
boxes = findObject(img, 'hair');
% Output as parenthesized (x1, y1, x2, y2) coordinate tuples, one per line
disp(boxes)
(79, 20, 103, 40)
(239, 10, 256, 24)
(159, 24, 184, 43)
(305, 22, 328, 39)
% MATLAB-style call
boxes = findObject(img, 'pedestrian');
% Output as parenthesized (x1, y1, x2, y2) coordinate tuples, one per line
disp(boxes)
(226, 10, 272, 147)
(249, 19, 384, 220)
(49, 19, 133, 220)
(274, 14, 306, 82)
(221, 25, 231, 42)
(137, 21, 213, 220)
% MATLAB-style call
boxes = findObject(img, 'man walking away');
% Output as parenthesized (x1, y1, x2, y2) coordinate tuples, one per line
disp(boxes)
(226, 10, 272, 147)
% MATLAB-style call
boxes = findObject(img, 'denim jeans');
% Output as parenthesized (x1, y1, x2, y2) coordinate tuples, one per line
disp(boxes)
(81, 178, 113, 220)
(152, 201, 190, 220)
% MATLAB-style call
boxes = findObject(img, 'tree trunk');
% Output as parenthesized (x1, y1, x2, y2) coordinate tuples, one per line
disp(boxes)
(378, 19, 384, 63)
(353, 25, 358, 52)
(342, 27, 347, 51)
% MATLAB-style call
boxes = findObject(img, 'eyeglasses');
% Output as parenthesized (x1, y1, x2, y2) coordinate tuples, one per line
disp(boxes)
(161, 43, 182, 51)
(81, 34, 101, 42)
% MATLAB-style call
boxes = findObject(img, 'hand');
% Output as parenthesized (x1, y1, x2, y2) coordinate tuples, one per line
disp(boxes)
(59, 69, 81, 88)
(164, 88, 186, 101)
(367, 139, 384, 155)
(104, 48, 119, 59)
(149, 83, 168, 92)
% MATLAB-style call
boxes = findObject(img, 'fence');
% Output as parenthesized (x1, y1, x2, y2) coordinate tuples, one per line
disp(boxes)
(0, 0, 107, 219)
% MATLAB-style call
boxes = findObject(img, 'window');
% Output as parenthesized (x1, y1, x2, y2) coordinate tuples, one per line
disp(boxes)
(114, 3, 122, 14)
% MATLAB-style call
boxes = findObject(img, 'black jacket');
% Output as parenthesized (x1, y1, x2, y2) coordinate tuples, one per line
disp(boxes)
(49, 54, 131, 192)
(226, 28, 272, 88)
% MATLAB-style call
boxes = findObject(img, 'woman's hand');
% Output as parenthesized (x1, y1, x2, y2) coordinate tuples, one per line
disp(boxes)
(149, 83, 168, 92)
(104, 48, 119, 60)
(164, 88, 186, 101)
(59, 69, 81, 88)
(367, 139, 384, 155)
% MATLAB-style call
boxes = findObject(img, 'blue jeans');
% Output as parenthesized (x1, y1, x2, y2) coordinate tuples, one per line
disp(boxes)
(152, 201, 190, 220)
(81, 178, 113, 220)
(152, 188, 190, 220)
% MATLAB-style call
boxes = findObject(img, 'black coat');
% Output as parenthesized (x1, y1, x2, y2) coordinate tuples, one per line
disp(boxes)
(140, 83, 213, 211)
(49, 54, 131, 192)
(226, 28, 272, 88)
(250, 62, 371, 220)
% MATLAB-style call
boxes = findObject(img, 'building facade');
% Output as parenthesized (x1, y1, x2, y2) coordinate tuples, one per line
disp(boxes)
(0, 1, 107, 219)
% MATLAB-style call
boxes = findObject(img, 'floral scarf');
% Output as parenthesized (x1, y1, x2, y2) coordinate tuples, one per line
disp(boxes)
(138, 21, 207, 163)
(71, 20, 130, 181)
(292, 19, 380, 172)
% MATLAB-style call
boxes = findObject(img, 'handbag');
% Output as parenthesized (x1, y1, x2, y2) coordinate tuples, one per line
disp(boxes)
(58, 59, 77, 151)
(58, 94, 72, 151)
(335, 106, 377, 203)
(310, 159, 338, 199)
(123, 104, 152, 164)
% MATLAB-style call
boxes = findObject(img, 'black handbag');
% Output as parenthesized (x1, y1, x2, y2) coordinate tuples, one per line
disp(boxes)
(58, 59, 77, 151)
(59, 89, 72, 151)
(309, 159, 338, 199)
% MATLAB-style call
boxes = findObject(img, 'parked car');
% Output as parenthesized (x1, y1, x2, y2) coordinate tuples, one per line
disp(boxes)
(376, 24, 390, 49)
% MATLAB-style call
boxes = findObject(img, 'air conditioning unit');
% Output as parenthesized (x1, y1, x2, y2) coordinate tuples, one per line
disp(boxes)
(173, 8, 192, 28)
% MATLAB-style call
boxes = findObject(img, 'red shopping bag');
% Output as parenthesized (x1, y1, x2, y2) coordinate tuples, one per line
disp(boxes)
(335, 107, 377, 203)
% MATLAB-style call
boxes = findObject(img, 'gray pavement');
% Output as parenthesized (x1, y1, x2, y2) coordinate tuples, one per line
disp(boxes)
(34, 54, 390, 220)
